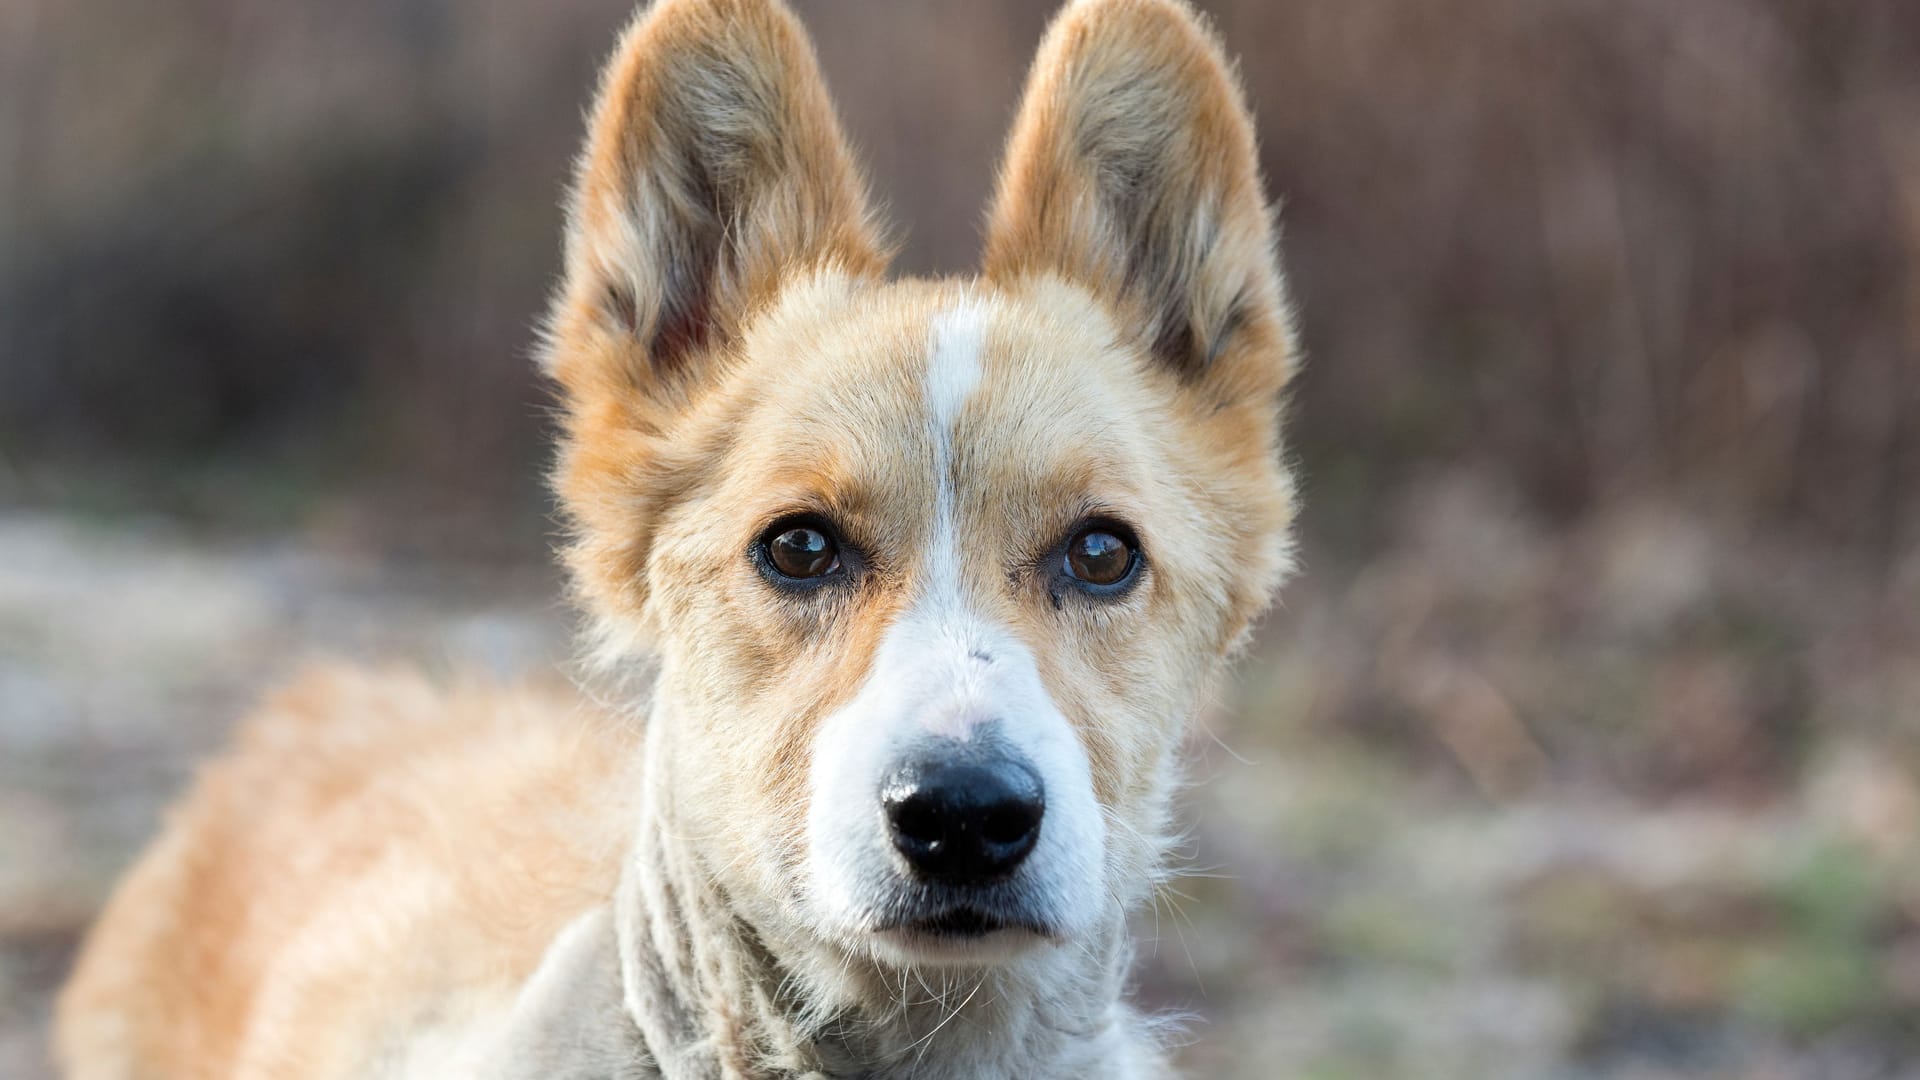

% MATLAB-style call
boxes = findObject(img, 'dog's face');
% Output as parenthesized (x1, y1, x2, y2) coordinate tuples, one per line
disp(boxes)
(544, 0, 1294, 976)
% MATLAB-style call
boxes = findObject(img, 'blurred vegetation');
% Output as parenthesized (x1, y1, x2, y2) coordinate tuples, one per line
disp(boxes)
(5, 0, 1916, 556)
(2, 0, 1917, 1077)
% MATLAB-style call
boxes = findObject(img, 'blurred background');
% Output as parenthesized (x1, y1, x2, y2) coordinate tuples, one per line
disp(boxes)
(3, 0, 1917, 1076)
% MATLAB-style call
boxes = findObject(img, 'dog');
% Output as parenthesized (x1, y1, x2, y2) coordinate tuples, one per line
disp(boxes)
(56, 0, 1298, 1075)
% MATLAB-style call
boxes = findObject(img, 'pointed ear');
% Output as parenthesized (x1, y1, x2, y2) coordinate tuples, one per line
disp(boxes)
(984, 0, 1292, 392)
(542, 0, 887, 401)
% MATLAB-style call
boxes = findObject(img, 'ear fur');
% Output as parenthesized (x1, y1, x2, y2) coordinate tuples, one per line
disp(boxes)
(984, 0, 1292, 392)
(541, 0, 886, 402)
(543, 0, 883, 651)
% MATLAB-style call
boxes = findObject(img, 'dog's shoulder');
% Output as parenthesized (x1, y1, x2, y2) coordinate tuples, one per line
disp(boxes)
(58, 664, 635, 1079)
(472, 905, 657, 1080)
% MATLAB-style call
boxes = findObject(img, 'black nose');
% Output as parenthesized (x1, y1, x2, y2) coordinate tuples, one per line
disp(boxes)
(881, 751, 1045, 883)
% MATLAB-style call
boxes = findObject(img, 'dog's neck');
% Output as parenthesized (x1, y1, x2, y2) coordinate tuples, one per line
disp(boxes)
(604, 723, 1161, 1080)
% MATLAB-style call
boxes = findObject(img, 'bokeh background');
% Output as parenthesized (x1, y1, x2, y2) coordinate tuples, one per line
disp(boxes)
(4, 0, 1918, 1076)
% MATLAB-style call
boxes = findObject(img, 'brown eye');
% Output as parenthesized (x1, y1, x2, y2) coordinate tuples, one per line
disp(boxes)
(1064, 527, 1135, 588)
(765, 525, 839, 580)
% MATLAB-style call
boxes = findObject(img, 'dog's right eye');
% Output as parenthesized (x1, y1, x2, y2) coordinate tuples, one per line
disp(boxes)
(761, 522, 841, 581)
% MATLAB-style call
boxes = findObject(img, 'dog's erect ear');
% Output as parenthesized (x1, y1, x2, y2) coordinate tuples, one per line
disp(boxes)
(984, 0, 1292, 391)
(543, 0, 886, 400)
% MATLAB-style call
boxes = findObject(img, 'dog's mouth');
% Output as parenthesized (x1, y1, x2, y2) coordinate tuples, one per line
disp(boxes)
(887, 903, 1045, 940)
(868, 897, 1058, 966)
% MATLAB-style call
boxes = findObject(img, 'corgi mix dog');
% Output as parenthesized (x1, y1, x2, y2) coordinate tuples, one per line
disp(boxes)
(57, 0, 1297, 1075)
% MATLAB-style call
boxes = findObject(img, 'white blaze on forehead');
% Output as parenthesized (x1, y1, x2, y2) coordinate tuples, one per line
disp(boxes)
(925, 302, 987, 438)
(924, 302, 988, 612)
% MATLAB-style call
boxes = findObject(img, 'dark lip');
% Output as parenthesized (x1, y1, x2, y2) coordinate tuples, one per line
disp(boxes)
(876, 904, 1052, 941)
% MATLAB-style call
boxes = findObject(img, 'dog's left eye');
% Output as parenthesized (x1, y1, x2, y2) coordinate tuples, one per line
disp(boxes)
(1063, 524, 1138, 590)
(761, 522, 841, 581)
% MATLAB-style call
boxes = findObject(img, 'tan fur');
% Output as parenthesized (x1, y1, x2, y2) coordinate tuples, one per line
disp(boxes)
(58, 668, 633, 1078)
(59, 0, 1296, 1076)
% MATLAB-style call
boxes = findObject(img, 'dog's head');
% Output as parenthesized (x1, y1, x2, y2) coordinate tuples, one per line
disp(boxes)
(543, 0, 1295, 975)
